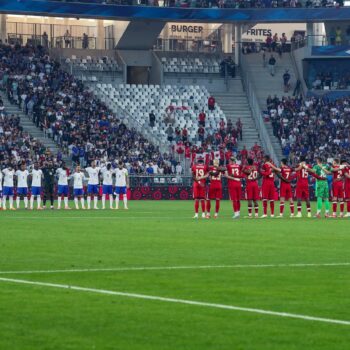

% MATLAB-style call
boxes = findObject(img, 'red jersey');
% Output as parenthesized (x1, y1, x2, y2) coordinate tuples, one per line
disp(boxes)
(208, 165, 223, 188)
(191, 164, 208, 186)
(332, 165, 344, 182)
(260, 163, 274, 181)
(280, 165, 293, 183)
(226, 164, 242, 185)
(243, 165, 259, 184)
(296, 164, 311, 187)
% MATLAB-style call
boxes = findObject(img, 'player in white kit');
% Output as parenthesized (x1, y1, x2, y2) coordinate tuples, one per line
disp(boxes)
(56, 165, 70, 210)
(30, 163, 43, 210)
(2, 165, 16, 210)
(114, 161, 129, 210)
(101, 163, 115, 209)
(15, 164, 29, 209)
(72, 165, 86, 209)
(85, 161, 101, 210)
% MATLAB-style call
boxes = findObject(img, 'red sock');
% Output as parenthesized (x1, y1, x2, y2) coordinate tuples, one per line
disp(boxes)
(206, 200, 211, 213)
(263, 200, 267, 215)
(297, 205, 302, 213)
(340, 202, 344, 213)
(248, 205, 252, 215)
(290, 203, 295, 215)
(255, 205, 259, 215)
(194, 200, 199, 213)
(280, 202, 285, 215)
(200, 200, 206, 213)
(215, 199, 220, 213)
(232, 201, 236, 212)
(270, 200, 275, 215)
(332, 202, 337, 213)
(307, 203, 311, 212)
(347, 201, 350, 213)
(237, 201, 241, 212)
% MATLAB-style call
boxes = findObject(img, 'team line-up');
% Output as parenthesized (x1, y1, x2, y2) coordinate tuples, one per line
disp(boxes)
(192, 155, 350, 219)
(1, 156, 349, 219)
(0, 161, 129, 211)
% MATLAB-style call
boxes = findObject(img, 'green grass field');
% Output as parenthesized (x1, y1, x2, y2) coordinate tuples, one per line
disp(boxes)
(0, 200, 349, 350)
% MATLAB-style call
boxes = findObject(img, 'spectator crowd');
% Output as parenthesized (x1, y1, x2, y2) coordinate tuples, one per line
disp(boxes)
(266, 94, 350, 163)
(0, 100, 59, 168)
(0, 42, 182, 175)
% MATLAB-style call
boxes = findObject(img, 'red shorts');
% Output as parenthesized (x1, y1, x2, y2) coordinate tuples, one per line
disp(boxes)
(280, 184, 293, 200)
(193, 183, 206, 199)
(246, 182, 260, 201)
(228, 182, 241, 201)
(262, 181, 275, 200)
(296, 184, 309, 200)
(332, 182, 344, 199)
(208, 186, 223, 200)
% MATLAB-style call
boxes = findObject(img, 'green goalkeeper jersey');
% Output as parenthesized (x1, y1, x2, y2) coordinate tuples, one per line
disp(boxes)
(313, 164, 330, 198)
(312, 164, 330, 183)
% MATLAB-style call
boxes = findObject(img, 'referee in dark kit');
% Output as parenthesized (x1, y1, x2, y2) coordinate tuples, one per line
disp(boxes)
(42, 161, 56, 209)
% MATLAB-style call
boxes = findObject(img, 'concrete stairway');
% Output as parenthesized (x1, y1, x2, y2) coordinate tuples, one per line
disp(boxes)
(213, 77, 261, 150)
(241, 53, 297, 160)
(1, 92, 69, 163)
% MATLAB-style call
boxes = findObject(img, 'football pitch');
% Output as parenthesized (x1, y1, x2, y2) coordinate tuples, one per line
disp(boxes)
(0, 200, 349, 350)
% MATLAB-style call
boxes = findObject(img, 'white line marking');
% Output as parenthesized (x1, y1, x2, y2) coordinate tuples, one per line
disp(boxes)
(0, 276, 349, 326)
(0, 262, 349, 275)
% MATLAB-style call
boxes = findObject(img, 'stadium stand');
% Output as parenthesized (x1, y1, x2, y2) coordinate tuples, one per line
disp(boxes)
(66, 55, 121, 73)
(266, 95, 350, 162)
(304, 60, 350, 90)
(43, 0, 344, 8)
(0, 43, 179, 172)
(160, 56, 221, 74)
(94, 83, 227, 146)
(0, 103, 57, 167)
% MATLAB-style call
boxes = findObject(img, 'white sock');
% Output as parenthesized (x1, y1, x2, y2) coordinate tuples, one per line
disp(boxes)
(24, 197, 28, 208)
(74, 197, 79, 209)
(16, 197, 20, 208)
(123, 196, 128, 208)
(64, 197, 69, 208)
(58, 197, 62, 209)
(102, 194, 106, 208)
(30, 196, 34, 209)
(109, 196, 113, 209)
(115, 194, 119, 208)
(9, 196, 13, 209)
(87, 196, 91, 209)
(80, 197, 85, 208)
(94, 196, 98, 208)
(37, 197, 41, 208)
(2, 197, 6, 209)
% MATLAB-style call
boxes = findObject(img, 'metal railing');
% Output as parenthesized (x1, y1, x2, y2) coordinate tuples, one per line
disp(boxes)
(154, 38, 223, 54)
(7, 33, 97, 49)
(240, 57, 278, 164)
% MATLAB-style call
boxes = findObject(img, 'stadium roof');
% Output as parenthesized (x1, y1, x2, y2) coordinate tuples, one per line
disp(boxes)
(1, 0, 350, 23)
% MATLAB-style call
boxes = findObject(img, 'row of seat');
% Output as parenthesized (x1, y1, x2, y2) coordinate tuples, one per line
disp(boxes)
(160, 56, 221, 74)
(94, 83, 227, 148)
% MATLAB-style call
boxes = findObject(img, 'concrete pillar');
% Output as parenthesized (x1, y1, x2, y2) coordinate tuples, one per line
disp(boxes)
(306, 22, 314, 47)
(223, 23, 233, 54)
(96, 19, 105, 50)
(0, 14, 7, 43)
(234, 24, 241, 66)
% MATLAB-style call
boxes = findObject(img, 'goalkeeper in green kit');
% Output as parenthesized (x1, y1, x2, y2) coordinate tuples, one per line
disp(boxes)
(306, 157, 331, 218)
